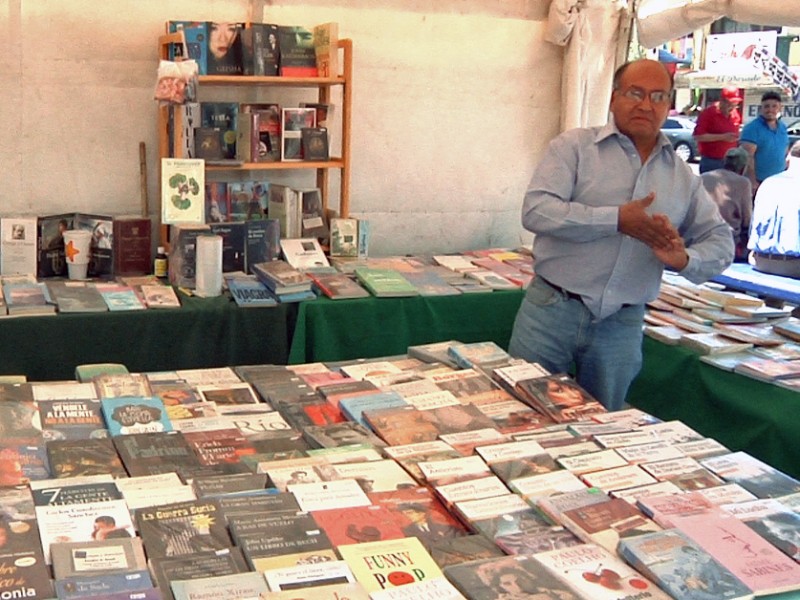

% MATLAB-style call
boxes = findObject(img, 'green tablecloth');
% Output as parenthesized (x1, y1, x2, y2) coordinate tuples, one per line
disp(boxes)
(289, 290, 800, 480)
(3, 285, 798, 482)
(0, 293, 294, 381)
(629, 337, 800, 480)
(288, 290, 526, 364)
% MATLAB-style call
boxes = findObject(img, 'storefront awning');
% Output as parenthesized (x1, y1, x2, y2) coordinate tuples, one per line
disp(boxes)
(675, 67, 777, 89)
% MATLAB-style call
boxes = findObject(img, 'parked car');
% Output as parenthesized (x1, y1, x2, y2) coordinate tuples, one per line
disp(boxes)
(661, 116, 698, 162)
(786, 118, 800, 147)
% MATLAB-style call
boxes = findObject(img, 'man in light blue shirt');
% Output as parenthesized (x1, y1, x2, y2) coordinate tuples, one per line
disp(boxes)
(748, 141, 800, 278)
(509, 59, 733, 411)
(741, 91, 790, 193)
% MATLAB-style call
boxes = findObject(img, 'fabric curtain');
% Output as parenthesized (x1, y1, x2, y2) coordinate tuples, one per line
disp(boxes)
(545, 0, 631, 131)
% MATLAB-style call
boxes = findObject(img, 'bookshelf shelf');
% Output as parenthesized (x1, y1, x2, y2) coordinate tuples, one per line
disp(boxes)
(156, 34, 352, 248)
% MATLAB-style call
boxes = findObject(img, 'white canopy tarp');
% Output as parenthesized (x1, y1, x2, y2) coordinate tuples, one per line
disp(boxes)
(546, 0, 800, 131)
(637, 0, 800, 49)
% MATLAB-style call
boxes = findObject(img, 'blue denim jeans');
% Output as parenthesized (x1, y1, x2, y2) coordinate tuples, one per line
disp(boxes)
(699, 156, 724, 174)
(508, 277, 645, 411)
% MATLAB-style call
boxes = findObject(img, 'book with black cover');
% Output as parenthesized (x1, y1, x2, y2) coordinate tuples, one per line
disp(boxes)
(0, 549, 54, 599)
(45, 437, 127, 479)
(112, 431, 201, 477)
(242, 22, 280, 76)
(149, 547, 248, 600)
(136, 498, 232, 558)
(245, 219, 281, 274)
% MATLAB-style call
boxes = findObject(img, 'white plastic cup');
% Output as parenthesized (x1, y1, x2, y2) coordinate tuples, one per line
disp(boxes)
(62, 230, 92, 280)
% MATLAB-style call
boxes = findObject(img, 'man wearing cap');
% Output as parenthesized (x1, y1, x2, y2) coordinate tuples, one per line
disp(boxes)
(701, 147, 753, 262)
(693, 86, 743, 174)
(741, 91, 790, 193)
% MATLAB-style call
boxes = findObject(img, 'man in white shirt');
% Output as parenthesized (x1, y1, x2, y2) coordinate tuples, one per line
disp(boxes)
(748, 141, 800, 278)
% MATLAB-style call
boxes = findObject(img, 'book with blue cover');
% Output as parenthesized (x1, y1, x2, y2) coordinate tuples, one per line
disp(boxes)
(338, 390, 408, 428)
(226, 275, 278, 308)
(101, 397, 173, 436)
(617, 529, 754, 600)
(168, 21, 208, 74)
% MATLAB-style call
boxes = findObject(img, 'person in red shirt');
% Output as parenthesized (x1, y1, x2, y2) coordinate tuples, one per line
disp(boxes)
(693, 86, 743, 173)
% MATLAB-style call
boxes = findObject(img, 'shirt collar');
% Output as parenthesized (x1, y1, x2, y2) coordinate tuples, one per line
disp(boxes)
(595, 118, 672, 152)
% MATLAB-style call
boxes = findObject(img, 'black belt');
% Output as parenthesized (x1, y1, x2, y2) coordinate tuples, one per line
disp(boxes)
(539, 276, 635, 309)
(754, 252, 800, 262)
(539, 276, 584, 303)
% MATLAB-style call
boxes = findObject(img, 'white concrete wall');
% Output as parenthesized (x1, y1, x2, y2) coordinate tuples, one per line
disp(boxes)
(0, 0, 562, 256)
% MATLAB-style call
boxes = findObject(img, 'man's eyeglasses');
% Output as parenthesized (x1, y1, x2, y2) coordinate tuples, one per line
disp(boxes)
(619, 87, 671, 105)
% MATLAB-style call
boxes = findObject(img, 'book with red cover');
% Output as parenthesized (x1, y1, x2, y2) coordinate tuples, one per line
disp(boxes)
(311, 504, 407, 547)
(112, 217, 151, 276)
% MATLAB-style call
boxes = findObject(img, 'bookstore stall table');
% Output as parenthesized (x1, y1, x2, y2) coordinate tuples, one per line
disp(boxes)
(287, 290, 527, 364)
(287, 289, 800, 481)
(628, 337, 800, 481)
(713, 262, 800, 306)
(2, 283, 798, 481)
(0, 293, 293, 381)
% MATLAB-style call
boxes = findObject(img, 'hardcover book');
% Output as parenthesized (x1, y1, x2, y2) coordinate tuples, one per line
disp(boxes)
(112, 216, 151, 276)
(427, 534, 505, 568)
(312, 22, 339, 78)
(288, 478, 372, 513)
(244, 218, 281, 274)
(167, 223, 211, 288)
(301, 126, 329, 160)
(309, 272, 370, 300)
(261, 583, 371, 600)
